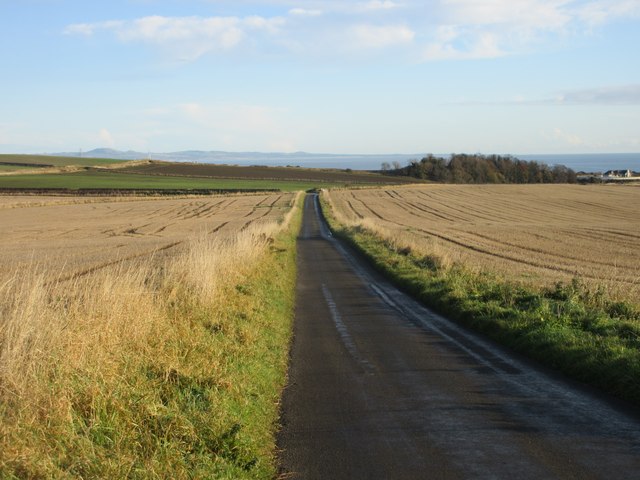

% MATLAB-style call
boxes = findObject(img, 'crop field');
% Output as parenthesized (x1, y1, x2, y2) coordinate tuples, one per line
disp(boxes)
(0, 155, 421, 191)
(0, 154, 123, 168)
(327, 184, 640, 302)
(0, 170, 325, 191)
(0, 192, 295, 281)
(121, 160, 420, 185)
(0, 164, 34, 172)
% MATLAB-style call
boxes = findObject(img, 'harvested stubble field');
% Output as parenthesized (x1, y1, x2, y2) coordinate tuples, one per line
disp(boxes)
(327, 184, 640, 302)
(0, 191, 301, 477)
(0, 192, 294, 281)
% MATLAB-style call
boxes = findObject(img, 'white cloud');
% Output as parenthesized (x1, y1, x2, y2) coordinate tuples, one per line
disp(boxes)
(269, 139, 298, 152)
(63, 1, 640, 63)
(423, 27, 505, 60)
(179, 103, 207, 120)
(65, 15, 284, 61)
(552, 128, 584, 146)
(447, 84, 640, 105)
(0, 128, 9, 145)
(556, 85, 640, 105)
(174, 102, 285, 135)
(418, 0, 575, 61)
(98, 128, 115, 147)
(350, 24, 415, 48)
(64, 20, 124, 36)
(361, 1, 401, 10)
(125, 101, 302, 151)
(289, 8, 323, 17)
(441, 0, 573, 30)
(64, 23, 96, 36)
(577, 0, 640, 26)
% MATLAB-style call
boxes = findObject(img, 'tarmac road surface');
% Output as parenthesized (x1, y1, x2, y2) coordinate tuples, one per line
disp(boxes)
(277, 193, 640, 479)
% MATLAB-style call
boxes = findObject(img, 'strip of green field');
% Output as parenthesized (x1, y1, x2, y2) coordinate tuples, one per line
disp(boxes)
(0, 154, 123, 167)
(0, 171, 337, 192)
(0, 164, 34, 172)
(319, 194, 640, 406)
(121, 161, 421, 185)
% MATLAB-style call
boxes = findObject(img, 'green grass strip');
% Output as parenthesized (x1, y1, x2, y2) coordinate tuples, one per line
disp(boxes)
(320, 195, 640, 406)
(0, 154, 123, 167)
(0, 171, 337, 192)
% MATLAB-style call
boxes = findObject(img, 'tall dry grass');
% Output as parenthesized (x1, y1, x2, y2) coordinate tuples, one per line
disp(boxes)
(0, 192, 301, 478)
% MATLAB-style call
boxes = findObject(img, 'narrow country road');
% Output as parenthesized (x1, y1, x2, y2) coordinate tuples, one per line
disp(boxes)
(277, 193, 640, 479)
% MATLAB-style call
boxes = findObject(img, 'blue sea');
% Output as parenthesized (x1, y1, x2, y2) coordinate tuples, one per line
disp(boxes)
(201, 152, 640, 172)
(43, 149, 640, 173)
(518, 153, 640, 173)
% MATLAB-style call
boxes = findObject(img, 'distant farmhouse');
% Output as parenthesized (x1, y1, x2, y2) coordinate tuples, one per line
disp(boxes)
(578, 168, 640, 183)
(603, 169, 632, 178)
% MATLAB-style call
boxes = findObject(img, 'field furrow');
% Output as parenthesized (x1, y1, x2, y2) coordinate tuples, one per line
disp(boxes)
(328, 185, 640, 300)
(0, 193, 296, 281)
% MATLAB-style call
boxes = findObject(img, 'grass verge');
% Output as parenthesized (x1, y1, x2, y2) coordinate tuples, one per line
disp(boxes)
(0, 193, 302, 478)
(319, 192, 640, 406)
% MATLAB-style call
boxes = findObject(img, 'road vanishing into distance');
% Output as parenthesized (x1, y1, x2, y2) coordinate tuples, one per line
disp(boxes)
(277, 194, 640, 479)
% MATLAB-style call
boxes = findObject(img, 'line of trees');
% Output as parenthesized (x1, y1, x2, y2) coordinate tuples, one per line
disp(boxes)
(381, 154, 577, 184)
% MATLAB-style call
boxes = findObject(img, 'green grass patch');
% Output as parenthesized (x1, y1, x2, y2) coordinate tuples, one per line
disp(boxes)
(320, 194, 640, 406)
(0, 171, 337, 192)
(0, 164, 34, 172)
(122, 161, 422, 186)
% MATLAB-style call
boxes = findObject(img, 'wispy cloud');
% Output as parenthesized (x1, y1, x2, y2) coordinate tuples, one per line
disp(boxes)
(448, 84, 640, 106)
(361, 0, 402, 10)
(176, 102, 280, 131)
(145, 101, 299, 151)
(0, 124, 10, 145)
(64, 21, 124, 36)
(551, 127, 584, 146)
(65, 15, 284, 61)
(63, 1, 640, 63)
(98, 128, 115, 148)
(556, 84, 640, 105)
(350, 24, 415, 48)
(420, 0, 640, 60)
(423, 26, 504, 60)
(577, 0, 640, 25)
(288, 8, 323, 17)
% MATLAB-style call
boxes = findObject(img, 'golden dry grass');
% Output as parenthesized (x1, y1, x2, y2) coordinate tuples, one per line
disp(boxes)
(326, 184, 640, 302)
(0, 191, 301, 477)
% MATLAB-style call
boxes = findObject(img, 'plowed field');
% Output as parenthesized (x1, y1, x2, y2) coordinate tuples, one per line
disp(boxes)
(121, 161, 419, 185)
(0, 193, 295, 280)
(327, 185, 640, 300)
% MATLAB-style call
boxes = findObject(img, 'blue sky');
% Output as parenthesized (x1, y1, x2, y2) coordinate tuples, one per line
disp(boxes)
(1, 0, 639, 155)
